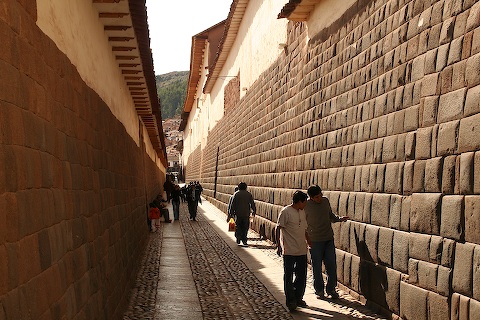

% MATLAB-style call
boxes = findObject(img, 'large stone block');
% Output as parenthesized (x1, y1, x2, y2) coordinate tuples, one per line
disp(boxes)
(459, 152, 475, 195)
(441, 195, 465, 241)
(476, 152, 480, 195)
(421, 72, 440, 98)
(385, 162, 403, 194)
(371, 193, 391, 228)
(442, 238, 456, 268)
(466, 1, 480, 32)
(417, 260, 438, 292)
(465, 196, 480, 244)
(401, 196, 411, 232)
(437, 120, 460, 157)
(415, 127, 432, 160)
(451, 293, 471, 320)
(393, 230, 410, 273)
(400, 281, 428, 320)
(402, 161, 413, 196)
(437, 265, 452, 296)
(389, 195, 403, 230)
(386, 267, 401, 315)
(365, 225, 379, 263)
(382, 135, 397, 163)
(430, 235, 444, 264)
(465, 52, 480, 87)
(470, 298, 480, 320)
(427, 291, 450, 320)
(424, 157, 443, 192)
(404, 104, 420, 132)
(442, 155, 457, 194)
(363, 193, 372, 223)
(378, 227, 393, 267)
(473, 245, 480, 300)
(421, 96, 439, 127)
(413, 160, 426, 193)
(409, 232, 431, 262)
(437, 88, 467, 123)
(464, 84, 480, 117)
(452, 242, 475, 297)
(410, 193, 442, 235)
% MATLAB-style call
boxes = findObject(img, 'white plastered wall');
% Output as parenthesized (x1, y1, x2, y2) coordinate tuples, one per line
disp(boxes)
(306, 0, 358, 40)
(182, 0, 289, 166)
(36, 0, 163, 167)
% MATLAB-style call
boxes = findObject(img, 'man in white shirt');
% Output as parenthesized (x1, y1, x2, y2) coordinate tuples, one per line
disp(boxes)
(276, 190, 309, 312)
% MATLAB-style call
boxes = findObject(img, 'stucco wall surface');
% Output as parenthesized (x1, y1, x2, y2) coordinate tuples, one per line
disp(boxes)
(36, 0, 147, 154)
(0, 1, 164, 319)
(186, 0, 480, 318)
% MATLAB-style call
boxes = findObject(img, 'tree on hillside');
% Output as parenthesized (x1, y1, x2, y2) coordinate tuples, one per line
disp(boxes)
(156, 72, 189, 119)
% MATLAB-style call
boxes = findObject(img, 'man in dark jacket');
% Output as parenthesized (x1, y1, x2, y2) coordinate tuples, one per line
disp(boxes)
(227, 182, 256, 245)
(305, 185, 348, 299)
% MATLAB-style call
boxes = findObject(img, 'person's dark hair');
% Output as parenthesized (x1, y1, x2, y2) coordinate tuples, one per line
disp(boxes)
(307, 185, 322, 198)
(292, 190, 308, 204)
(149, 202, 155, 208)
(238, 182, 247, 190)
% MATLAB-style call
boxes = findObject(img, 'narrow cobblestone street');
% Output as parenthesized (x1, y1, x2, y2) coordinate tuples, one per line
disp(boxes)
(123, 200, 386, 319)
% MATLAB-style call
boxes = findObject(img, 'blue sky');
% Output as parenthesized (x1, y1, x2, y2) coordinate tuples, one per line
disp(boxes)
(146, 0, 232, 75)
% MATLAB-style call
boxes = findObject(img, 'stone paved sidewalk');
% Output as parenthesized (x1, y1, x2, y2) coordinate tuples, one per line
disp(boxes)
(123, 200, 386, 319)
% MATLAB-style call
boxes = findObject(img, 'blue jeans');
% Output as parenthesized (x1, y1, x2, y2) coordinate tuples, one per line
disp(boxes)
(172, 200, 180, 220)
(310, 240, 337, 294)
(283, 255, 307, 306)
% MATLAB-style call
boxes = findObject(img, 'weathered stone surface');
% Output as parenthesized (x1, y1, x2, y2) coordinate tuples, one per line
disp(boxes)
(442, 155, 457, 194)
(465, 196, 480, 244)
(415, 127, 432, 159)
(428, 291, 450, 320)
(409, 233, 431, 262)
(459, 152, 475, 194)
(371, 193, 391, 228)
(452, 242, 475, 297)
(438, 88, 467, 123)
(437, 120, 460, 156)
(378, 227, 394, 267)
(441, 195, 465, 241)
(410, 193, 442, 235)
(424, 157, 443, 192)
(437, 265, 452, 296)
(389, 195, 403, 230)
(400, 281, 428, 320)
(473, 245, 480, 300)
(385, 267, 401, 315)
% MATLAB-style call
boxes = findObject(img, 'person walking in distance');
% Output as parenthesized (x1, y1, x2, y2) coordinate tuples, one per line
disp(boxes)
(171, 184, 181, 221)
(305, 185, 349, 299)
(227, 182, 256, 245)
(276, 191, 309, 312)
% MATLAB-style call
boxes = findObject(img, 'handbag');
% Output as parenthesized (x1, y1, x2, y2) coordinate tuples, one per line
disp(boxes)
(228, 218, 236, 232)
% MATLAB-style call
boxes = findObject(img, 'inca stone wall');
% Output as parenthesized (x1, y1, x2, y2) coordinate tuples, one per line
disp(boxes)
(0, 2, 164, 319)
(186, 0, 480, 318)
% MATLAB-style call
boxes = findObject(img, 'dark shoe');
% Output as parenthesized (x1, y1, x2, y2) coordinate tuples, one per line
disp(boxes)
(236, 238, 241, 244)
(315, 292, 325, 299)
(327, 291, 339, 299)
(296, 300, 307, 307)
(242, 240, 248, 245)
(287, 302, 297, 312)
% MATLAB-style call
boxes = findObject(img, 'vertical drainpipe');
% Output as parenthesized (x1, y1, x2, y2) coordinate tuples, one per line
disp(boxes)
(213, 146, 220, 198)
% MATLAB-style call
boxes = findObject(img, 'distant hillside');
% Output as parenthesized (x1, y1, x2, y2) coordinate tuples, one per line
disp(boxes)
(156, 71, 189, 119)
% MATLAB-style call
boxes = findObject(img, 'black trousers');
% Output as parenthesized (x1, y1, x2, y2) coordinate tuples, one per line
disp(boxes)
(283, 254, 307, 306)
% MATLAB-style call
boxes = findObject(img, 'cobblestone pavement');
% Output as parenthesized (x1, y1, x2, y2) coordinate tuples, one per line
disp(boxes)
(123, 201, 386, 319)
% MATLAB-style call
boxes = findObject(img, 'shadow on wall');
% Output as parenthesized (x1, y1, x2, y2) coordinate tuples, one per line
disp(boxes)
(354, 228, 389, 313)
